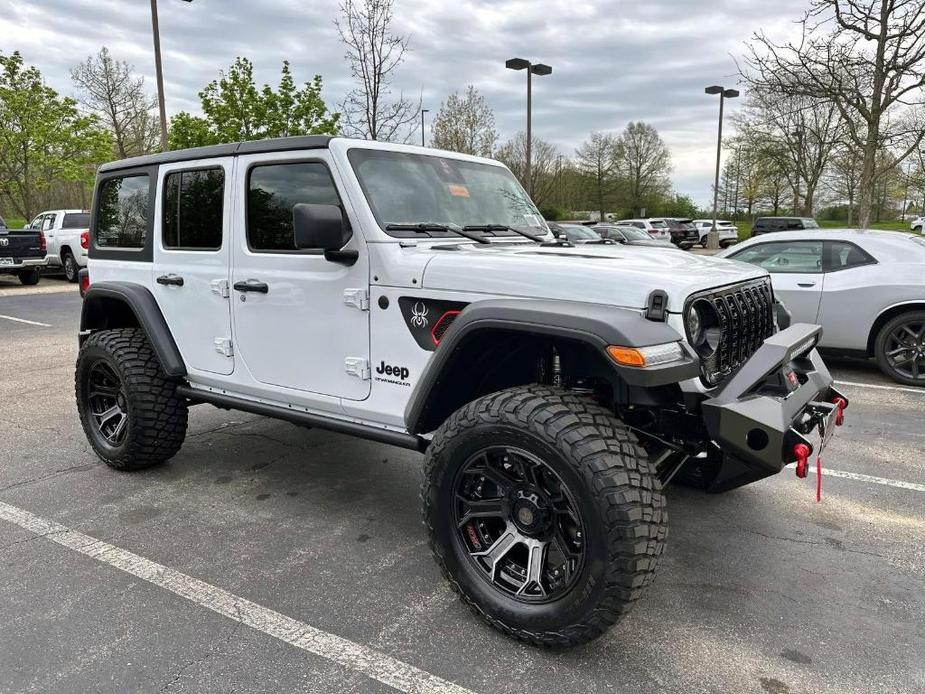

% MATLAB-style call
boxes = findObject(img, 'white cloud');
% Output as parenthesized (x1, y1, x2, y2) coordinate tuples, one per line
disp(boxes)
(0, 0, 810, 204)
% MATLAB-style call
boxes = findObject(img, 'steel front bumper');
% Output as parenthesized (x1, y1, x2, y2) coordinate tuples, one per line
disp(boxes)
(700, 323, 848, 492)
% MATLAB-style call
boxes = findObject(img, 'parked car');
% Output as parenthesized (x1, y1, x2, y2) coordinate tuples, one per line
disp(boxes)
(0, 226, 46, 285)
(692, 219, 739, 247)
(615, 218, 671, 242)
(910, 216, 924, 233)
(26, 209, 91, 282)
(75, 135, 846, 647)
(594, 224, 674, 247)
(751, 216, 820, 237)
(718, 229, 925, 385)
(552, 223, 615, 244)
(653, 218, 699, 249)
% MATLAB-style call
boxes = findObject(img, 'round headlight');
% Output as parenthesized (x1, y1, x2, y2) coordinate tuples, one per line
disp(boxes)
(687, 303, 702, 344)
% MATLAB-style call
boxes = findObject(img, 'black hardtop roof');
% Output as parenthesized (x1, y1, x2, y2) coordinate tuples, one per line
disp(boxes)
(98, 135, 334, 173)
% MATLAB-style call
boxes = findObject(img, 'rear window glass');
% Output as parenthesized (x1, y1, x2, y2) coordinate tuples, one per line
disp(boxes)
(163, 168, 224, 250)
(650, 220, 668, 228)
(96, 175, 150, 249)
(247, 162, 341, 252)
(62, 213, 90, 229)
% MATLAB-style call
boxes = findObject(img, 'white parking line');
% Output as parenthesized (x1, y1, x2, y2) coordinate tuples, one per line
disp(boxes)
(0, 501, 476, 694)
(0, 314, 51, 327)
(785, 464, 925, 492)
(835, 379, 925, 395)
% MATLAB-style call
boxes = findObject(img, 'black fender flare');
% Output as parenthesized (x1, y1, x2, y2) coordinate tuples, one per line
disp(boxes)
(403, 298, 698, 434)
(80, 282, 186, 377)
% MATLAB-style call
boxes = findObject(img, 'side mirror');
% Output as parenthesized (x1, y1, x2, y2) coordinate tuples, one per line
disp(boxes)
(292, 203, 357, 265)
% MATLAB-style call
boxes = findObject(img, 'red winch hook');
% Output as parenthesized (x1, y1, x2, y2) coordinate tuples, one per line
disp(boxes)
(834, 397, 848, 427)
(793, 443, 811, 479)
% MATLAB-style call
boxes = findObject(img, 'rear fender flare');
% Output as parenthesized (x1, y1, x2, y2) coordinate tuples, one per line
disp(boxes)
(80, 282, 186, 377)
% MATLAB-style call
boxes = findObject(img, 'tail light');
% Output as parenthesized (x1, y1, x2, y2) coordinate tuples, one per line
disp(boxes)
(79, 269, 90, 297)
(38, 231, 46, 253)
(80, 230, 89, 249)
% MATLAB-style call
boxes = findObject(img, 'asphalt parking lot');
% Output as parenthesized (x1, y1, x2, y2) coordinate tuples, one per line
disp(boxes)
(1, 276, 923, 694)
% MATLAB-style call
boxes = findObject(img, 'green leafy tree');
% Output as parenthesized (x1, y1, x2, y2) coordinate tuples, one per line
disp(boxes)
(430, 86, 498, 156)
(168, 58, 339, 149)
(0, 51, 111, 220)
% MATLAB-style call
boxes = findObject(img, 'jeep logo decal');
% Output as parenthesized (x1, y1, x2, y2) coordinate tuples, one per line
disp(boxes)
(374, 360, 411, 386)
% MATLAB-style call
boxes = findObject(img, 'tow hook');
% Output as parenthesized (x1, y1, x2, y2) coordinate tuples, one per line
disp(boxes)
(834, 397, 848, 426)
(793, 443, 811, 479)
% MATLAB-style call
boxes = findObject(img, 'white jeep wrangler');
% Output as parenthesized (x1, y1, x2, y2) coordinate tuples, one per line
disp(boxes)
(76, 136, 848, 647)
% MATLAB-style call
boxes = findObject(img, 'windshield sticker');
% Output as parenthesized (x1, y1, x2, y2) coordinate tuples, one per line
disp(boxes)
(448, 184, 470, 198)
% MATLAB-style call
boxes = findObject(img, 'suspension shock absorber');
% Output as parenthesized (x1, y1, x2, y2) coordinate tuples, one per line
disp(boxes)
(551, 347, 562, 387)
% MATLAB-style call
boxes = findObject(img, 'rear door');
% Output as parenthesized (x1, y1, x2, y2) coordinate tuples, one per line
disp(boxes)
(42, 212, 60, 260)
(152, 158, 234, 375)
(729, 240, 825, 323)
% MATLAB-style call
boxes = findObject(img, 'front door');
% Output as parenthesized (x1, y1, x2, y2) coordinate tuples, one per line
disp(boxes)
(230, 152, 370, 401)
(152, 158, 234, 375)
(730, 239, 825, 324)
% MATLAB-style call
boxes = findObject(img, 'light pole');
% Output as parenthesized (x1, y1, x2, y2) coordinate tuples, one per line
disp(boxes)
(791, 128, 804, 215)
(420, 108, 429, 147)
(506, 58, 552, 197)
(705, 85, 738, 249)
(150, 0, 192, 151)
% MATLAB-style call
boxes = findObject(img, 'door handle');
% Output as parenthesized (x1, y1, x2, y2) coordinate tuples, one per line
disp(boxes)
(797, 281, 816, 288)
(233, 279, 269, 294)
(156, 274, 184, 287)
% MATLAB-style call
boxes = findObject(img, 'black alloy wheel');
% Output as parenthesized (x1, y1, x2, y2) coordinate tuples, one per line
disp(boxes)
(86, 361, 130, 446)
(877, 313, 925, 384)
(453, 445, 585, 603)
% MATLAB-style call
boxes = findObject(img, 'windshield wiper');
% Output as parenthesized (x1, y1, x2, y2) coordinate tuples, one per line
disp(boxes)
(463, 224, 546, 243)
(385, 222, 490, 244)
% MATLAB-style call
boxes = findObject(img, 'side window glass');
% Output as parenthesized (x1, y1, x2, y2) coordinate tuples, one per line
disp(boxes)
(731, 241, 823, 274)
(96, 175, 150, 249)
(163, 168, 224, 250)
(247, 162, 341, 252)
(42, 214, 56, 230)
(30, 215, 45, 229)
(828, 241, 874, 271)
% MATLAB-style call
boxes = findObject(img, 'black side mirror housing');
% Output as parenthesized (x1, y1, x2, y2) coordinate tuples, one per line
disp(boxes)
(292, 203, 357, 265)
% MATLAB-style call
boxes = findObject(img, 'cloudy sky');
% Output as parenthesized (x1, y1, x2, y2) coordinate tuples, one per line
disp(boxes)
(0, 0, 808, 204)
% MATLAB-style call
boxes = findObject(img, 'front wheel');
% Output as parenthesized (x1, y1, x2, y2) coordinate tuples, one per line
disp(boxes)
(422, 385, 667, 647)
(875, 311, 925, 386)
(76, 328, 189, 469)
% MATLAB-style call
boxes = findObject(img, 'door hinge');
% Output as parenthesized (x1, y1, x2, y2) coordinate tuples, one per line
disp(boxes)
(214, 338, 234, 357)
(344, 357, 370, 380)
(343, 288, 369, 311)
(211, 279, 230, 298)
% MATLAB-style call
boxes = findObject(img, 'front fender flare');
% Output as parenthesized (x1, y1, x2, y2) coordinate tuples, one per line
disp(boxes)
(403, 298, 698, 434)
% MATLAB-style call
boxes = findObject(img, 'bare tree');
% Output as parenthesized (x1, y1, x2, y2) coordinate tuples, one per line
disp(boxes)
(335, 0, 419, 142)
(430, 86, 498, 156)
(495, 132, 559, 207)
(616, 122, 671, 215)
(574, 132, 620, 221)
(71, 47, 159, 158)
(743, 0, 925, 227)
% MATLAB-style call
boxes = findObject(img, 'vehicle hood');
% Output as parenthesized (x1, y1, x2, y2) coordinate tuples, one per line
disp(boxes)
(420, 242, 768, 311)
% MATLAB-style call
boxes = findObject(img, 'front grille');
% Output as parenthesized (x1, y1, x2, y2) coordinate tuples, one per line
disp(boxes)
(689, 278, 775, 385)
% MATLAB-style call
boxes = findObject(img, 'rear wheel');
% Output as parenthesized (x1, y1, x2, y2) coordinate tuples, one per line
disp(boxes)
(63, 251, 78, 283)
(17, 268, 40, 285)
(76, 328, 188, 470)
(875, 311, 925, 386)
(423, 385, 667, 647)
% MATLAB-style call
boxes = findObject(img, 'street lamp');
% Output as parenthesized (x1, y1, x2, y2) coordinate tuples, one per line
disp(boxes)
(420, 108, 429, 147)
(150, 0, 193, 151)
(506, 58, 552, 196)
(705, 85, 739, 249)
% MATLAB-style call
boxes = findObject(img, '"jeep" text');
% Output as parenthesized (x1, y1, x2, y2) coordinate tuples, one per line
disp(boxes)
(376, 361, 409, 381)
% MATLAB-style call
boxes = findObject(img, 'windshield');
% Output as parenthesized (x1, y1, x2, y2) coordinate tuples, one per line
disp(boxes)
(616, 226, 651, 241)
(649, 220, 668, 229)
(63, 212, 90, 229)
(348, 149, 546, 238)
(560, 225, 600, 240)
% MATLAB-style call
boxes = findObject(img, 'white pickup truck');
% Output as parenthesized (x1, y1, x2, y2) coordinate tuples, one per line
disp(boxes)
(26, 209, 91, 282)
